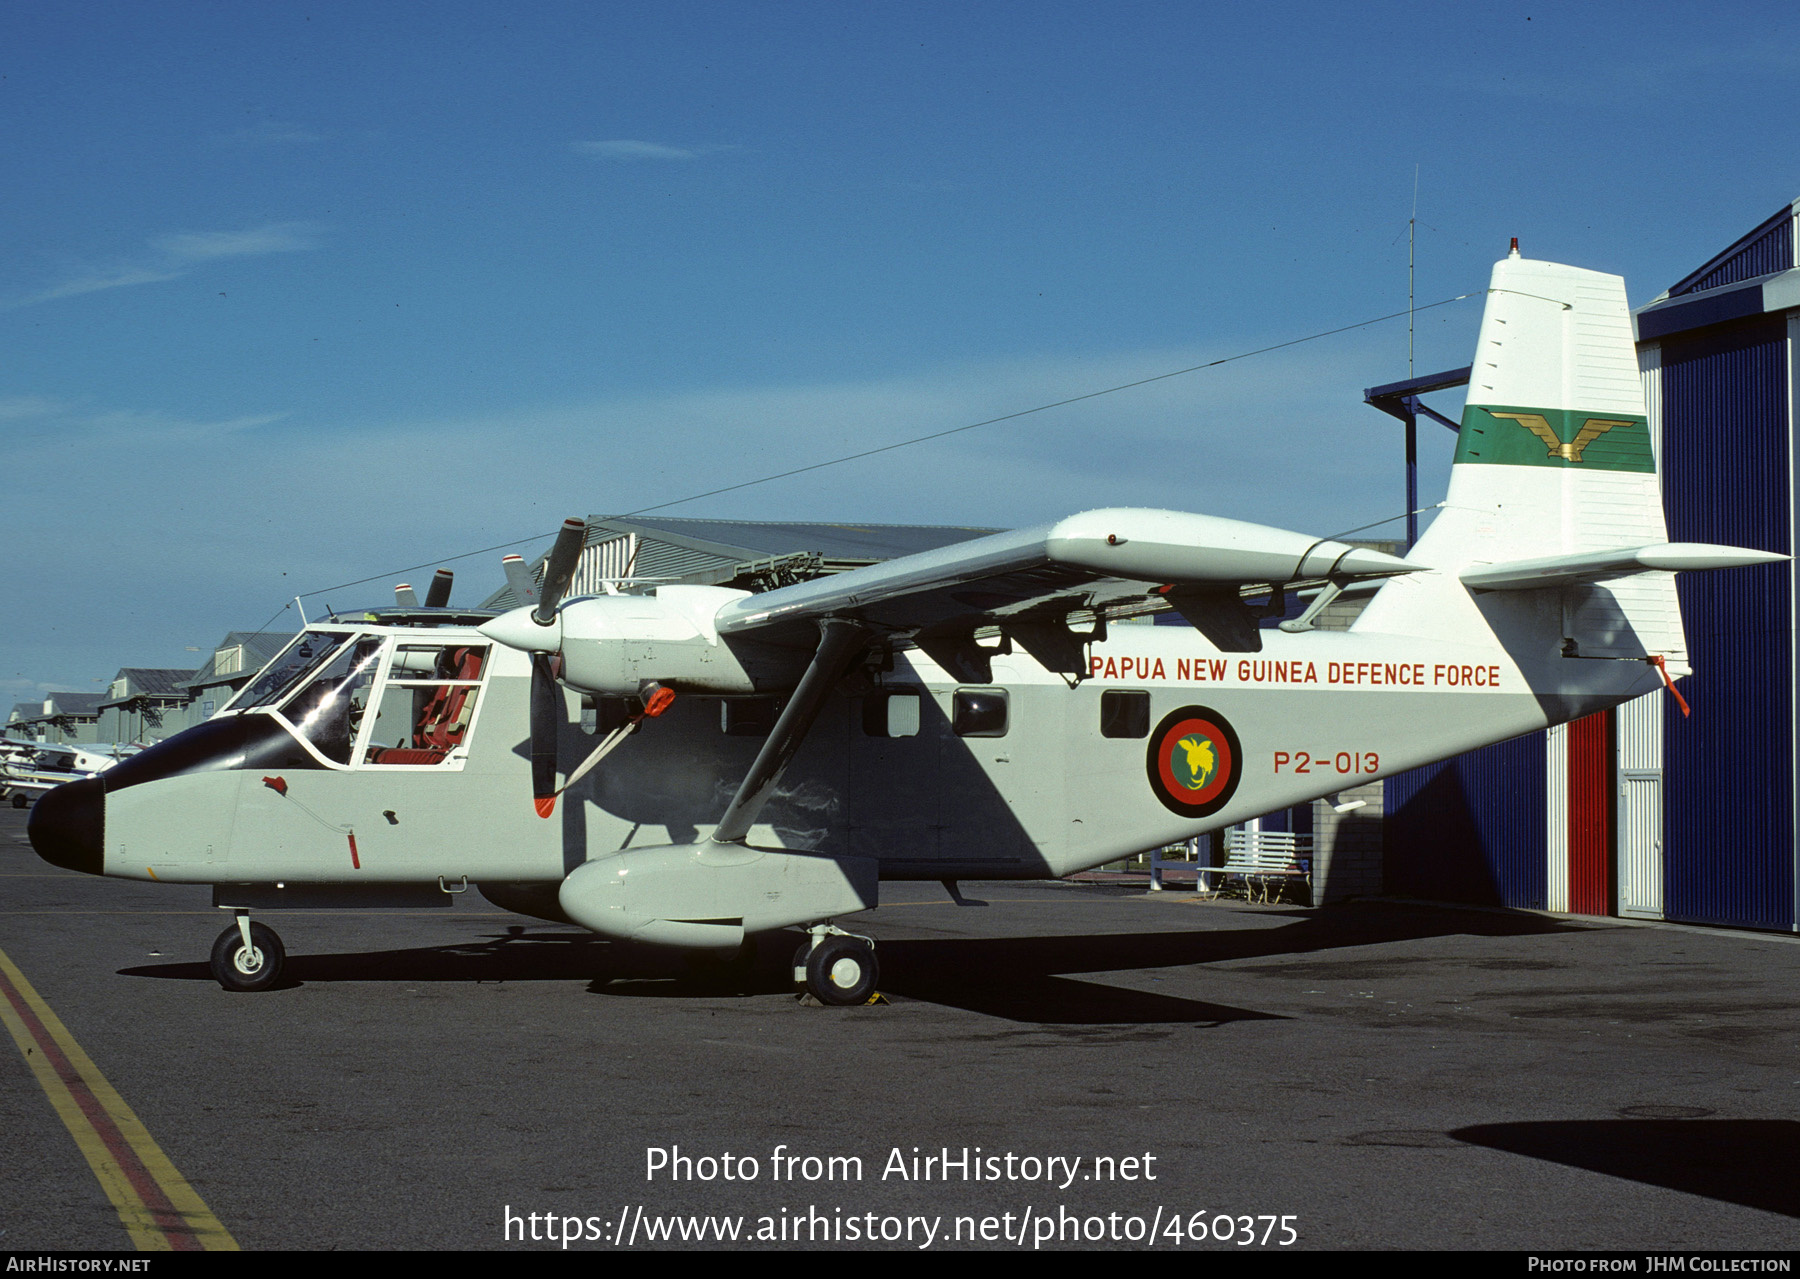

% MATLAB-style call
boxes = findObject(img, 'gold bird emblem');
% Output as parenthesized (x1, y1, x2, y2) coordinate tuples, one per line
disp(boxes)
(1174, 734, 1216, 790)
(1488, 412, 1633, 462)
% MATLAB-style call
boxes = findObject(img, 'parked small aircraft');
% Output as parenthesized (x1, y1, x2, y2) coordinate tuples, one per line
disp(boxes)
(1, 738, 119, 808)
(28, 252, 1784, 1004)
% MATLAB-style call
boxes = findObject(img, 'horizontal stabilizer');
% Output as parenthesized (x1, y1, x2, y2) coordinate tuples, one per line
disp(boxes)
(1460, 543, 1787, 592)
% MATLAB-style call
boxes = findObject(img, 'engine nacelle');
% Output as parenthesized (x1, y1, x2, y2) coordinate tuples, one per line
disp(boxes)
(482, 585, 796, 696)
(557, 842, 880, 949)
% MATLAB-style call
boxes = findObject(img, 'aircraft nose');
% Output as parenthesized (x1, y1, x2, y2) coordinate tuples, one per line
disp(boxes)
(28, 777, 104, 876)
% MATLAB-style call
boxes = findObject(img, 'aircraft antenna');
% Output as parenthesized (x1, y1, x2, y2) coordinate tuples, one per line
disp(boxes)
(1409, 164, 1418, 378)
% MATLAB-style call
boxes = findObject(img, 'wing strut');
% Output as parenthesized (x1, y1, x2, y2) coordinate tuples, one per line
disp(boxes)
(711, 618, 871, 846)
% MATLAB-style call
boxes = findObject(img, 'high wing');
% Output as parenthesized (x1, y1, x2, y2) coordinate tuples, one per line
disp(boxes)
(478, 506, 1418, 816)
(711, 507, 1415, 664)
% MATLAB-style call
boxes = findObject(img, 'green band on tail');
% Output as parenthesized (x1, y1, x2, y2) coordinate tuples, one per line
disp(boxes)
(1455, 404, 1654, 473)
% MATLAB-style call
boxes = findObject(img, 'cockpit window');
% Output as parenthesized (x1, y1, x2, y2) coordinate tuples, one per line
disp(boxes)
(233, 630, 354, 710)
(279, 638, 384, 764)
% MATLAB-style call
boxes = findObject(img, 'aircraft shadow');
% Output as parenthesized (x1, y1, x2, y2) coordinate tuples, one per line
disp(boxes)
(1451, 1120, 1800, 1219)
(116, 899, 1582, 1025)
(868, 902, 1576, 1023)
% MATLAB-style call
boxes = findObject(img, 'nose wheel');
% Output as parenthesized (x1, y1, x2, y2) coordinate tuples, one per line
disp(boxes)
(793, 929, 879, 1006)
(210, 918, 285, 992)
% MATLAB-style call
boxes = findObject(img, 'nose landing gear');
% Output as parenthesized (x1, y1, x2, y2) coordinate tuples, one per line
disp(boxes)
(209, 914, 285, 992)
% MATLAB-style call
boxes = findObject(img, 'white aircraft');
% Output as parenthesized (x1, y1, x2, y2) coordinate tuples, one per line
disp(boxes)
(1, 738, 120, 808)
(28, 251, 1783, 1004)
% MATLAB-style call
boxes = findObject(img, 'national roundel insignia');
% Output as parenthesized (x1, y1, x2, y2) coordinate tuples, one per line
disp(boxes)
(1146, 705, 1242, 818)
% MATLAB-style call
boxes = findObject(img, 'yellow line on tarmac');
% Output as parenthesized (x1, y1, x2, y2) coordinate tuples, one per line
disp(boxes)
(0, 946, 238, 1250)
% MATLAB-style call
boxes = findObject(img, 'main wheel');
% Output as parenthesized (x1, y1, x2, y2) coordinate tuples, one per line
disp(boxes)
(803, 935, 878, 1006)
(11, 792, 27, 809)
(210, 922, 285, 992)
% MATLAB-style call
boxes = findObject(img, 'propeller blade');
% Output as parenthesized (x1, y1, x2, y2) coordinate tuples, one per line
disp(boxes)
(530, 653, 560, 818)
(394, 583, 419, 608)
(423, 568, 454, 608)
(501, 554, 539, 608)
(532, 518, 587, 627)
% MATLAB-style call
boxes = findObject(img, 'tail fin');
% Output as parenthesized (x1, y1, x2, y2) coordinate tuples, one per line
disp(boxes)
(1361, 251, 1692, 664)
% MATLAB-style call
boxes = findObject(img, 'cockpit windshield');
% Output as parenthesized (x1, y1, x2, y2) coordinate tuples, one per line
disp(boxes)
(279, 637, 384, 764)
(231, 630, 354, 711)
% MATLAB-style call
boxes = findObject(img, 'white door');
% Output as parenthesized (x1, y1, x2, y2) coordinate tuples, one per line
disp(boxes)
(1617, 771, 1663, 919)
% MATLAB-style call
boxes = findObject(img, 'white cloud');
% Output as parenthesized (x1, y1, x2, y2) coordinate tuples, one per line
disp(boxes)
(0, 396, 284, 447)
(6, 221, 325, 309)
(0, 395, 70, 420)
(572, 139, 714, 161)
(21, 266, 184, 306)
(151, 223, 322, 262)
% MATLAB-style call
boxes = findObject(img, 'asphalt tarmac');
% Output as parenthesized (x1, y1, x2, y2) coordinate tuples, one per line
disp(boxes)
(2, 804, 1797, 1252)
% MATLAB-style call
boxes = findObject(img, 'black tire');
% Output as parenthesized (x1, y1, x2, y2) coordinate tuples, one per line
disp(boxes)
(804, 935, 878, 1006)
(210, 922, 285, 992)
(11, 793, 27, 809)
(792, 941, 814, 990)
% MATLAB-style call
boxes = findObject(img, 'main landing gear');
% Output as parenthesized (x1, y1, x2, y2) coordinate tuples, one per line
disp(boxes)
(792, 925, 879, 1006)
(209, 913, 285, 992)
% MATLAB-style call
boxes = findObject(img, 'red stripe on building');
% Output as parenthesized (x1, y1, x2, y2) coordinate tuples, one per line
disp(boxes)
(1568, 709, 1616, 916)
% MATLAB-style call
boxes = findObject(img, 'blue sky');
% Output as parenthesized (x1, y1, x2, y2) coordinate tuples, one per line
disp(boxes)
(5, 2, 1798, 699)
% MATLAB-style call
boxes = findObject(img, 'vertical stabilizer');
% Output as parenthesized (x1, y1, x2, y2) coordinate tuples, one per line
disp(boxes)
(1359, 253, 1685, 664)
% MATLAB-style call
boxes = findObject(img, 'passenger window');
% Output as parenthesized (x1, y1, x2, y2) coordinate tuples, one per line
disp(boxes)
(1101, 690, 1150, 739)
(362, 645, 488, 766)
(953, 688, 1008, 738)
(862, 690, 921, 738)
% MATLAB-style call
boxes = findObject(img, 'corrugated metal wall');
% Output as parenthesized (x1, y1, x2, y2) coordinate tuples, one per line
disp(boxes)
(1661, 312, 1794, 930)
(1616, 692, 1665, 919)
(1545, 723, 1569, 912)
(1669, 207, 1795, 297)
(632, 539, 738, 581)
(1384, 732, 1548, 908)
(572, 534, 638, 595)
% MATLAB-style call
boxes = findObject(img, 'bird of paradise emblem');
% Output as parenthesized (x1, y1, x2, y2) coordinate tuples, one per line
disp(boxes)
(1171, 733, 1217, 791)
(1147, 706, 1240, 817)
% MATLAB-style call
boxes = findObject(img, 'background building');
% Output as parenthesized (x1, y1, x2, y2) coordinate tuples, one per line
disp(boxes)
(95, 668, 194, 746)
(7, 693, 105, 744)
